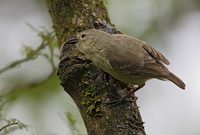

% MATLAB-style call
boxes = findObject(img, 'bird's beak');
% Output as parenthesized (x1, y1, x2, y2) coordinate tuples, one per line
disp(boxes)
(66, 36, 78, 44)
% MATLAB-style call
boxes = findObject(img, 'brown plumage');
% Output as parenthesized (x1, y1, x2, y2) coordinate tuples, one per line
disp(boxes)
(66, 29, 186, 90)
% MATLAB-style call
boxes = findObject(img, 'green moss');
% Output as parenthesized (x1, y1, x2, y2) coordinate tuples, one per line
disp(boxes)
(79, 70, 103, 117)
(81, 84, 102, 116)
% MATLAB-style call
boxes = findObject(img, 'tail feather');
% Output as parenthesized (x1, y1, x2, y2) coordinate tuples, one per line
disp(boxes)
(167, 72, 186, 90)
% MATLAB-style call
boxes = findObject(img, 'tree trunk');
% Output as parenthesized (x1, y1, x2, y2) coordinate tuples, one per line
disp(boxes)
(46, 0, 146, 134)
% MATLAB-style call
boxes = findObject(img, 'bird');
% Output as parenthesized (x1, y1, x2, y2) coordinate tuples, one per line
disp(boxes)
(65, 29, 185, 97)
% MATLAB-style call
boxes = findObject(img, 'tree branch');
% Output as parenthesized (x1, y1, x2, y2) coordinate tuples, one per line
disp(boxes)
(46, 0, 146, 134)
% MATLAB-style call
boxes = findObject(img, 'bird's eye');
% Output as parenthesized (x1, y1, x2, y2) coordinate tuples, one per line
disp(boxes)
(81, 34, 86, 38)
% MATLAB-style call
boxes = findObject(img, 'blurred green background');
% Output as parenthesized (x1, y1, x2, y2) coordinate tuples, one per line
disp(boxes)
(0, 0, 200, 135)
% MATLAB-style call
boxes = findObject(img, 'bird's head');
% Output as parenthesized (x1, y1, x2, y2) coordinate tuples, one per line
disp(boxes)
(66, 29, 102, 54)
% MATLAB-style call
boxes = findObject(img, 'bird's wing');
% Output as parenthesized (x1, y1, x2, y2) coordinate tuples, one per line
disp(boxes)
(103, 38, 144, 74)
(137, 43, 170, 77)
(104, 36, 169, 78)
(105, 50, 143, 72)
(142, 43, 170, 65)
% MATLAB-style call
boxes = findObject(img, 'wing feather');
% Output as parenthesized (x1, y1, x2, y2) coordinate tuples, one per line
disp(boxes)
(143, 43, 170, 65)
(103, 35, 169, 78)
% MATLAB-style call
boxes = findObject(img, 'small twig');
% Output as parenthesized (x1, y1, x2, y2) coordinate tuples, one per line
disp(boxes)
(0, 122, 19, 132)
(0, 119, 27, 132)
(0, 58, 30, 74)
(0, 29, 57, 75)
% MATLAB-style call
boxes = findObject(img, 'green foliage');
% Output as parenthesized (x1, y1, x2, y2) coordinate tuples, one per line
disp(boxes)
(0, 25, 60, 135)
(0, 100, 3, 119)
(0, 118, 28, 134)
(66, 112, 77, 126)
(65, 111, 87, 135)
(0, 25, 58, 75)
(0, 99, 28, 134)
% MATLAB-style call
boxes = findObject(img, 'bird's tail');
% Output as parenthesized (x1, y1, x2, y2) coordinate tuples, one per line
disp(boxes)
(167, 72, 186, 90)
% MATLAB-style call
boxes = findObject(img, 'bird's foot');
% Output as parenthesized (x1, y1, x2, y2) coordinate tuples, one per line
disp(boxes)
(104, 98, 128, 107)
(105, 84, 145, 107)
(104, 96, 125, 107)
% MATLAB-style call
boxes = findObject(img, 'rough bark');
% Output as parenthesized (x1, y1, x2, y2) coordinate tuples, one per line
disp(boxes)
(46, 0, 146, 134)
